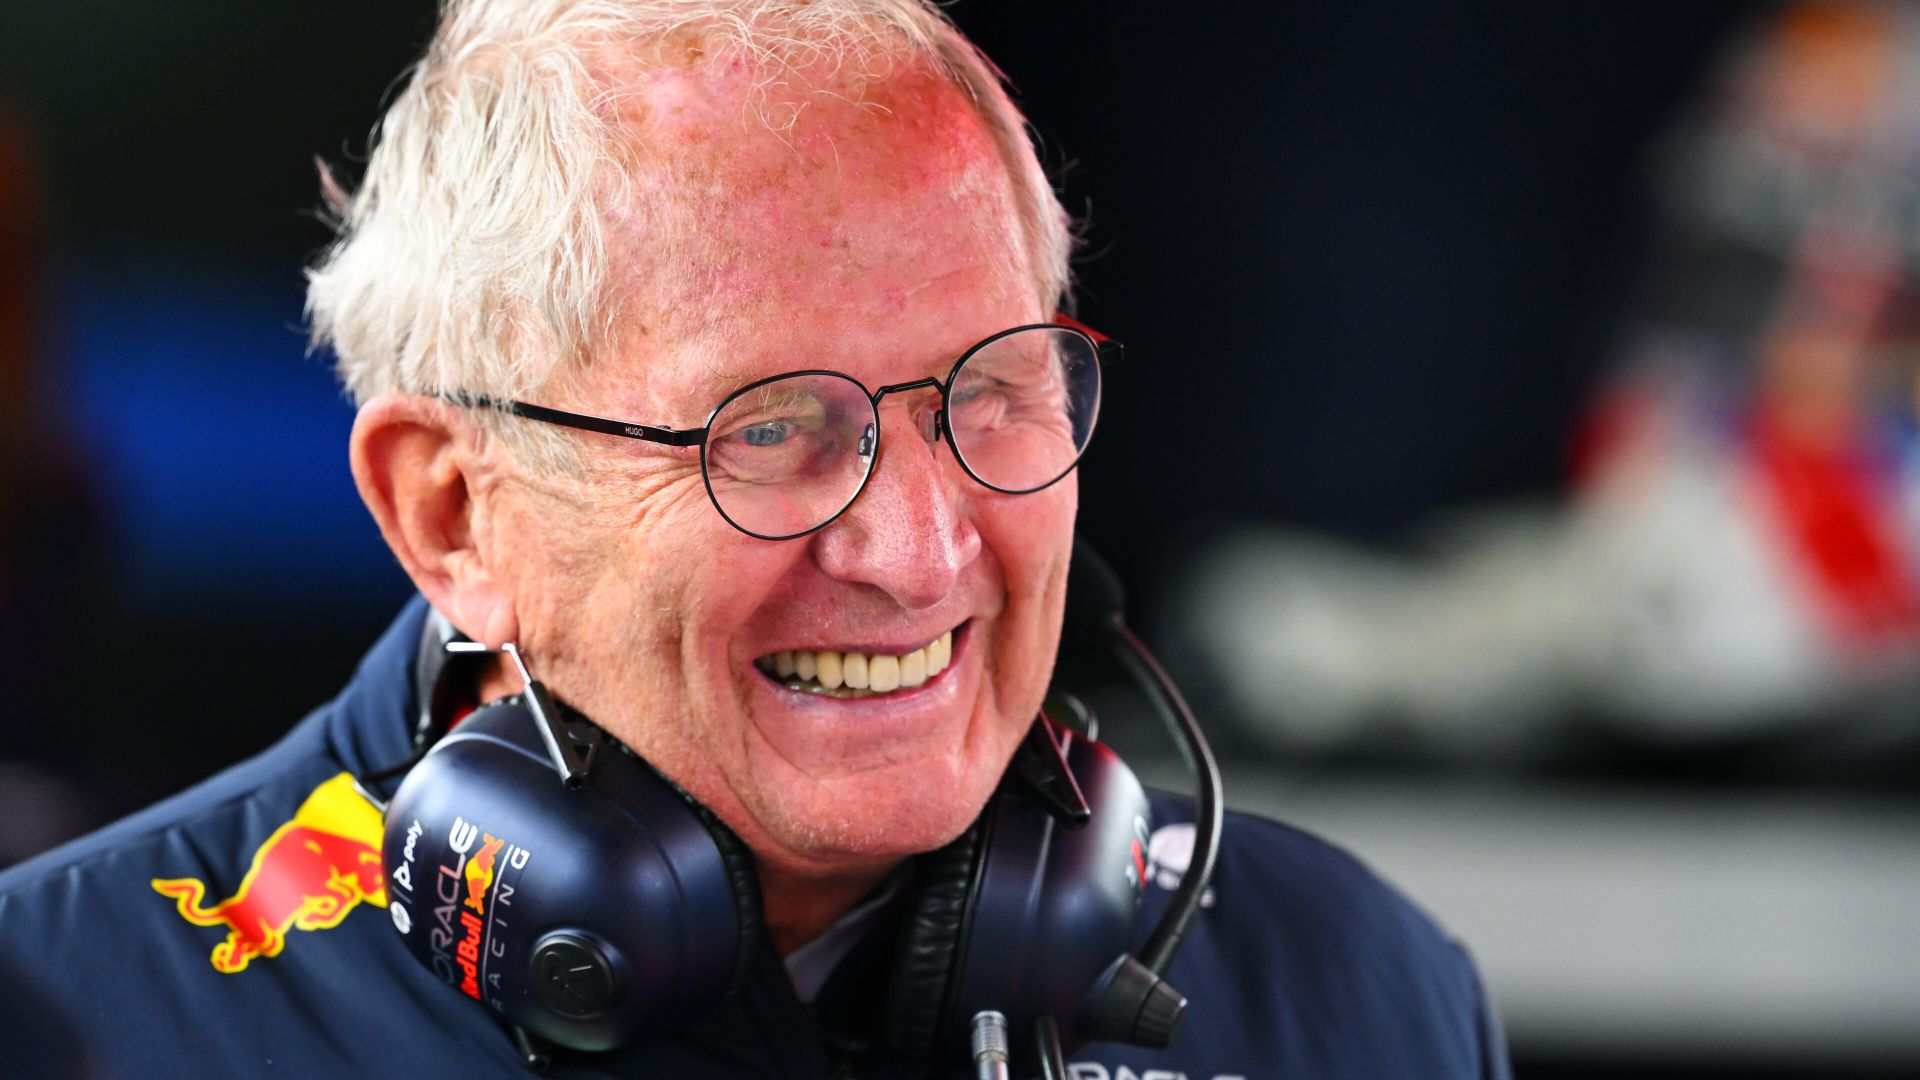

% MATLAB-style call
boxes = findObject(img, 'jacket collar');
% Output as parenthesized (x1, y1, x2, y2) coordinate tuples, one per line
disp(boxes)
(322, 595, 433, 784)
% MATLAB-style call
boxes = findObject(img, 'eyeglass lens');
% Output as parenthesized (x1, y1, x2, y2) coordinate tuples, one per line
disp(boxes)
(701, 326, 1101, 539)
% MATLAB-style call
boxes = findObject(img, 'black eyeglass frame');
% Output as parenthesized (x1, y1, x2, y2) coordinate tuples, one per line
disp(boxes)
(443, 322, 1124, 541)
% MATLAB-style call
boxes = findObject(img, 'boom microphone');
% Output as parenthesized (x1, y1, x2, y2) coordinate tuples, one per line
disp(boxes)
(1033, 539, 1225, 1072)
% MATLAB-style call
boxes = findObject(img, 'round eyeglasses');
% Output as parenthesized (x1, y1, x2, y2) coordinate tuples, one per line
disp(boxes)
(446, 321, 1120, 540)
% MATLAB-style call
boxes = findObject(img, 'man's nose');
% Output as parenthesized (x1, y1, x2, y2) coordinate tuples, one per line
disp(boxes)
(811, 404, 980, 609)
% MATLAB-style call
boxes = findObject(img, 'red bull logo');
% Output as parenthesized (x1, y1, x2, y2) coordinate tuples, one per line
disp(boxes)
(151, 773, 387, 973)
(463, 834, 505, 913)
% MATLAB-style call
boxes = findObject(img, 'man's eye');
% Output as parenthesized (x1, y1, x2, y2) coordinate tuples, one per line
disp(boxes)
(950, 379, 1004, 409)
(741, 421, 791, 447)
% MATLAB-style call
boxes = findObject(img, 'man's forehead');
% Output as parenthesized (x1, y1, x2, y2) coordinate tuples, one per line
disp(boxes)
(623, 258, 1013, 398)
(590, 49, 1032, 390)
(603, 39, 972, 138)
(616, 57, 1014, 246)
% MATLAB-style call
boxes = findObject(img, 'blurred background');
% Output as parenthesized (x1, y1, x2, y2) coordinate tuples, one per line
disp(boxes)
(4, 0, 1918, 1075)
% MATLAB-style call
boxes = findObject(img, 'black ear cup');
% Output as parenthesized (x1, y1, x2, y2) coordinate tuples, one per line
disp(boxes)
(906, 726, 1144, 1060)
(381, 701, 760, 1051)
(673, 782, 764, 996)
(882, 822, 984, 1057)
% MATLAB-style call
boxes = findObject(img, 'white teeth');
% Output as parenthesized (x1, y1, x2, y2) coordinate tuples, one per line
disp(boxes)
(868, 654, 901, 693)
(816, 650, 843, 690)
(756, 629, 955, 698)
(899, 648, 927, 689)
(843, 652, 870, 690)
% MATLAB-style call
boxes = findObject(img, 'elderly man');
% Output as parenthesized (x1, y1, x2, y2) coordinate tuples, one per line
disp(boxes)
(0, 2, 1507, 1077)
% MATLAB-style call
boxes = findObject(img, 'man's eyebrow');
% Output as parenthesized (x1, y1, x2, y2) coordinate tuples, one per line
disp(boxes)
(703, 366, 759, 388)
(629, 349, 757, 424)
(678, 367, 758, 415)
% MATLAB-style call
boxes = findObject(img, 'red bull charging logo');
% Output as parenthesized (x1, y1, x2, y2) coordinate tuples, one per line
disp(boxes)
(151, 773, 387, 973)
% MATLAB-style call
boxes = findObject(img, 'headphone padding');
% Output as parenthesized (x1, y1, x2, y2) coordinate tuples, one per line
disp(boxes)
(677, 795, 765, 997)
(884, 822, 983, 1058)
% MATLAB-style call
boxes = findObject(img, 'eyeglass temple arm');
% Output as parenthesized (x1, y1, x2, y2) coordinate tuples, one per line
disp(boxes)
(1053, 313, 1126, 368)
(441, 393, 706, 447)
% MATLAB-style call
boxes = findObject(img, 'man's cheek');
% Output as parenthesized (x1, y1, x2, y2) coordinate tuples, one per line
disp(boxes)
(981, 483, 1075, 557)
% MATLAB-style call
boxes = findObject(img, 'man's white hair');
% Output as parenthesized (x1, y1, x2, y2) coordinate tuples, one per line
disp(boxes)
(306, 0, 1072, 466)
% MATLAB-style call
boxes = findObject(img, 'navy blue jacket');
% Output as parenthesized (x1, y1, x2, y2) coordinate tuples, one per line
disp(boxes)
(0, 599, 1510, 1078)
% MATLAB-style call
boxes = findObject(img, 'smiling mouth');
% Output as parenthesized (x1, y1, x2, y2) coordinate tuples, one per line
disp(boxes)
(754, 625, 960, 699)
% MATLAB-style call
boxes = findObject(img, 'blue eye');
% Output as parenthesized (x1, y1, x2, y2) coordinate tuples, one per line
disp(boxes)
(741, 421, 790, 447)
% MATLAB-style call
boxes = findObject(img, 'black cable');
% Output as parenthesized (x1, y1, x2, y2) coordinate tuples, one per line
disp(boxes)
(1034, 1016, 1068, 1080)
(1105, 617, 1223, 977)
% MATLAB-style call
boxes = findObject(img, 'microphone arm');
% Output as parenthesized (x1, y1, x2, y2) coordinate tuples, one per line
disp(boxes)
(1101, 616, 1223, 976)
(1054, 538, 1226, 1053)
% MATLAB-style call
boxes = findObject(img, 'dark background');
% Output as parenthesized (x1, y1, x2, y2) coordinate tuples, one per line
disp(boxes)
(1, 2, 1806, 1075)
(1, 0, 1763, 781)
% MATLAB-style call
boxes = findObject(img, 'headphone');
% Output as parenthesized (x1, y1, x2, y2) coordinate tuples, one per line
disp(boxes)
(374, 542, 1215, 1077)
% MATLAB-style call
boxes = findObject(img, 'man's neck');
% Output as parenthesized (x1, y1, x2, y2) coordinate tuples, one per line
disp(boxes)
(758, 861, 899, 957)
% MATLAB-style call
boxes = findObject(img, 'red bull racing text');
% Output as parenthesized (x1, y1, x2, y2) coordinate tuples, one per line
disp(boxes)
(424, 815, 530, 1005)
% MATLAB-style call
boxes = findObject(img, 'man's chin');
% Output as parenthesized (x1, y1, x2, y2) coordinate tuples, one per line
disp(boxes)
(745, 768, 999, 871)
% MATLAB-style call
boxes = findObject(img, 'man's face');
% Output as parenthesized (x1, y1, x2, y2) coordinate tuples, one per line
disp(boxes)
(479, 60, 1074, 880)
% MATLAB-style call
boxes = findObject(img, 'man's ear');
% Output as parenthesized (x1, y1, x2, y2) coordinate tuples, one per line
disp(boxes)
(349, 393, 517, 646)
